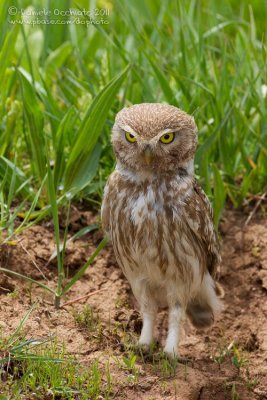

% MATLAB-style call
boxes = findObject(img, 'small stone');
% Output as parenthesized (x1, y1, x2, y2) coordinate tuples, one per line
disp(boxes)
(140, 382, 152, 391)
(0, 321, 7, 328)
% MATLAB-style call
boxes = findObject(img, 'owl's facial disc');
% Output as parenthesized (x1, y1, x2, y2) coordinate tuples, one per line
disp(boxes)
(112, 104, 198, 174)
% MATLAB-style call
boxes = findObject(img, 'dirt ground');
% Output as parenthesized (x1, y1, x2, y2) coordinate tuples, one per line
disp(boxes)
(0, 206, 267, 400)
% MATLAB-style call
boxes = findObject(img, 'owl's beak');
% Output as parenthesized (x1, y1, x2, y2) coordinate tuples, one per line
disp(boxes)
(143, 145, 153, 166)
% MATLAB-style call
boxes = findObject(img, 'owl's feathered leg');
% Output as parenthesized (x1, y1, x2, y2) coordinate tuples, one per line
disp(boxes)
(135, 281, 157, 347)
(164, 303, 182, 357)
(139, 310, 156, 346)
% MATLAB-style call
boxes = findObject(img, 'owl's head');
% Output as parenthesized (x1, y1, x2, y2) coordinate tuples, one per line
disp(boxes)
(112, 103, 197, 175)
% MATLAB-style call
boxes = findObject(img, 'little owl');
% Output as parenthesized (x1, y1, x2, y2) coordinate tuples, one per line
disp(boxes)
(101, 103, 222, 357)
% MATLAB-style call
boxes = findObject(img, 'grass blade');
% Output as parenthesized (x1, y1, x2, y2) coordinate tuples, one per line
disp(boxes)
(0, 268, 55, 294)
(61, 237, 109, 296)
(212, 164, 226, 228)
(0, 156, 34, 201)
(146, 56, 179, 106)
(64, 65, 130, 193)
(0, 25, 18, 81)
(19, 71, 46, 184)
(45, 142, 62, 307)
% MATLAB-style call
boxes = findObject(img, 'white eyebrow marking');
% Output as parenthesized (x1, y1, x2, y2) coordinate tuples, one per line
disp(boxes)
(120, 125, 138, 136)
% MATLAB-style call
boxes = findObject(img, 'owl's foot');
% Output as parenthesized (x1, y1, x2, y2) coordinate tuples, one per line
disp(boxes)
(138, 336, 153, 347)
(123, 339, 156, 354)
(163, 350, 191, 366)
(164, 303, 182, 359)
(138, 341, 150, 353)
(137, 340, 157, 355)
(163, 344, 179, 359)
(139, 311, 156, 347)
(123, 341, 156, 361)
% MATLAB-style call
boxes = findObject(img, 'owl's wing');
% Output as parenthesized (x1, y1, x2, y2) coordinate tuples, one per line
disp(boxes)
(183, 180, 221, 278)
(101, 176, 112, 235)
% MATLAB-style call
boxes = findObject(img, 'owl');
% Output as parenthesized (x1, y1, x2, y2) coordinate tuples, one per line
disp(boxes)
(101, 103, 222, 357)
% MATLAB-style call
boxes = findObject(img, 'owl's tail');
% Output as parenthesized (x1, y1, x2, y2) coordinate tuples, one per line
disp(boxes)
(186, 302, 215, 328)
(186, 276, 223, 329)
(215, 282, 225, 298)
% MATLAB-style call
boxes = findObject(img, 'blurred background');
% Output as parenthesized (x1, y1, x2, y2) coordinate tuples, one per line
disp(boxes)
(0, 0, 266, 234)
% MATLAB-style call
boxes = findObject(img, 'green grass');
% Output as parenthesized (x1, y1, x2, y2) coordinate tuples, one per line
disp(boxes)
(73, 304, 102, 338)
(1, 337, 112, 400)
(0, 306, 113, 399)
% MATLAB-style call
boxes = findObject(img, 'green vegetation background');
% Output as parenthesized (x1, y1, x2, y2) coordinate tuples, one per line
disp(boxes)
(0, 0, 266, 232)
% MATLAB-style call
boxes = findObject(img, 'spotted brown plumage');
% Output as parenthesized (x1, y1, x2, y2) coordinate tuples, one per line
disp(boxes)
(101, 103, 222, 357)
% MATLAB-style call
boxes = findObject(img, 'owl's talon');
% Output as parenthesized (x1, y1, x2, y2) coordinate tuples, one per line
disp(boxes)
(122, 341, 139, 352)
(138, 341, 157, 355)
(123, 340, 151, 354)
(123, 340, 157, 360)
(137, 343, 150, 355)
(163, 348, 179, 359)
(176, 356, 192, 365)
(163, 350, 191, 365)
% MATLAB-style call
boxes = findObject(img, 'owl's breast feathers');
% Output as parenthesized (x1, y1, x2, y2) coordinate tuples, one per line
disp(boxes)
(101, 170, 221, 279)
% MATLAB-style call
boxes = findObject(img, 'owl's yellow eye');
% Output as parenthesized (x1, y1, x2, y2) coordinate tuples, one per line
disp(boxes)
(159, 133, 175, 144)
(125, 132, 137, 143)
